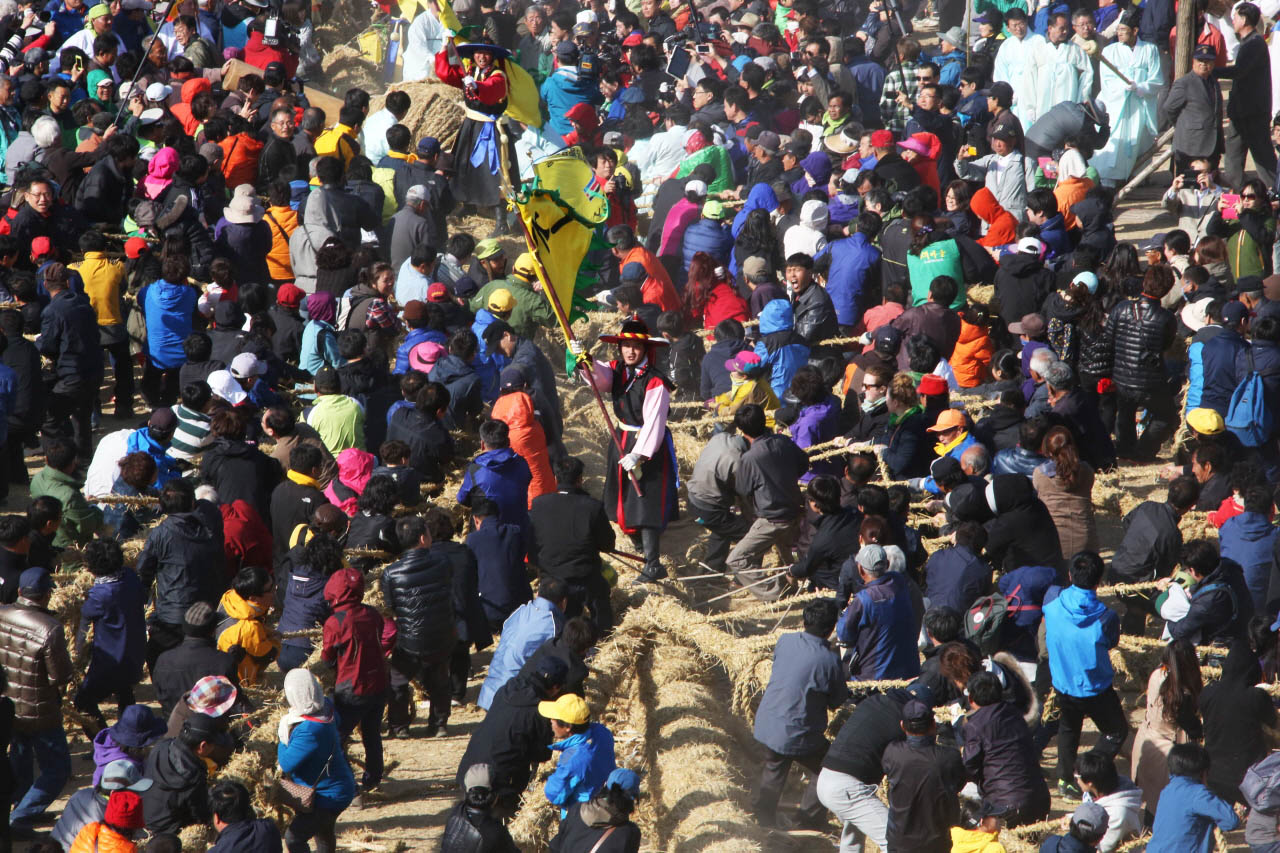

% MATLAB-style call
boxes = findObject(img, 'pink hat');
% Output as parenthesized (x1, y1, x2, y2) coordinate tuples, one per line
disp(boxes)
(725, 350, 763, 373)
(897, 136, 931, 156)
(408, 340, 446, 373)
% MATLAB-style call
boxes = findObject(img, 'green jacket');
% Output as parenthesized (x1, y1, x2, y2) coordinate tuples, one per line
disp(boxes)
(30, 466, 103, 549)
(469, 275, 557, 339)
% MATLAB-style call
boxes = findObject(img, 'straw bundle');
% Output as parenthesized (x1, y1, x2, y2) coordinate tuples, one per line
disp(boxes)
(646, 641, 770, 853)
(319, 45, 382, 95)
(369, 81, 466, 151)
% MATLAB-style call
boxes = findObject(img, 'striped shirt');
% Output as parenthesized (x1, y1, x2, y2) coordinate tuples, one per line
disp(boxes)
(170, 404, 212, 460)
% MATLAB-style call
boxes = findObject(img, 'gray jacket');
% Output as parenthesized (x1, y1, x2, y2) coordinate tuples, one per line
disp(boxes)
(1162, 70, 1224, 160)
(1024, 101, 1109, 154)
(955, 150, 1031, 218)
(736, 433, 809, 521)
(753, 631, 848, 755)
(687, 431, 747, 509)
(389, 205, 434, 272)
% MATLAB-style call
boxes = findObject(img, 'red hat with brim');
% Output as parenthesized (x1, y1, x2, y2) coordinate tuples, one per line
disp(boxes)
(917, 374, 948, 396)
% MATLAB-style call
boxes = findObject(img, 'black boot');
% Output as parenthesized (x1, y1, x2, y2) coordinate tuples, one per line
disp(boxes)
(637, 527, 666, 582)
(488, 206, 511, 237)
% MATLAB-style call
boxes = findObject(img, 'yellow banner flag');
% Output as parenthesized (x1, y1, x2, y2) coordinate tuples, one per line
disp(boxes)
(514, 149, 609, 345)
(503, 60, 543, 129)
(436, 0, 462, 33)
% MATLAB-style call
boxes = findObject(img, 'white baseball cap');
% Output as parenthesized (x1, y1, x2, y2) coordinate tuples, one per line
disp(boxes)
(230, 352, 266, 379)
(145, 82, 171, 102)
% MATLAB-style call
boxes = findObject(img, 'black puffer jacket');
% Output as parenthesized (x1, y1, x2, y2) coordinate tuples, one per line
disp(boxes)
(455, 674, 553, 799)
(381, 546, 457, 657)
(1076, 319, 1113, 380)
(441, 798, 519, 853)
(1107, 296, 1175, 393)
(136, 501, 227, 625)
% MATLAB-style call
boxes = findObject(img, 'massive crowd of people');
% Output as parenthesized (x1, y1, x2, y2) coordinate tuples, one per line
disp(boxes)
(0, 0, 1275, 849)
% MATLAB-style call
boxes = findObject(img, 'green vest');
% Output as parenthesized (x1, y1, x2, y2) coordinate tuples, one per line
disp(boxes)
(906, 237, 966, 309)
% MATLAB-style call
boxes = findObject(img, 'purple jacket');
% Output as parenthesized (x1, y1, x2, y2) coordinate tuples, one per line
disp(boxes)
(790, 396, 841, 482)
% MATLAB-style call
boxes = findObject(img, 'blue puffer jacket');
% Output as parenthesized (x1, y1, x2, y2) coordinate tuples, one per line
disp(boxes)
(753, 300, 810, 399)
(1043, 584, 1119, 698)
(477, 596, 563, 709)
(819, 232, 881, 327)
(126, 427, 182, 488)
(681, 218, 735, 271)
(457, 448, 533, 535)
(992, 445, 1047, 477)
(1219, 511, 1279, 611)
(277, 561, 331, 652)
(933, 50, 966, 87)
(544, 722, 616, 817)
(276, 708, 356, 812)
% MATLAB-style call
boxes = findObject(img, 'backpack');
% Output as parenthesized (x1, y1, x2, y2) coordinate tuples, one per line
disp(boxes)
(964, 583, 1033, 655)
(964, 591, 1010, 656)
(1242, 751, 1280, 814)
(1226, 349, 1275, 447)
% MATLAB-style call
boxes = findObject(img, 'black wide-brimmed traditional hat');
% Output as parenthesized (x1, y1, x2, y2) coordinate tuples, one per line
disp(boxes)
(598, 315, 670, 347)
(456, 40, 513, 60)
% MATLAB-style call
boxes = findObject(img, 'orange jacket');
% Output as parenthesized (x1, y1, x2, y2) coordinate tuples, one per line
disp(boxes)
(491, 390, 554, 506)
(971, 187, 1018, 248)
(1055, 176, 1093, 231)
(70, 823, 137, 853)
(949, 319, 994, 388)
(219, 132, 264, 190)
(620, 246, 681, 313)
(264, 205, 298, 282)
(171, 78, 212, 137)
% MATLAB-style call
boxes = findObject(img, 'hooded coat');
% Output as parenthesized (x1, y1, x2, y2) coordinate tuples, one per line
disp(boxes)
(457, 448, 534, 534)
(1043, 583, 1120, 697)
(994, 251, 1056, 326)
(491, 390, 554, 506)
(819, 232, 881, 327)
(322, 568, 391, 699)
(983, 474, 1064, 572)
(971, 187, 1018, 248)
(141, 737, 212, 833)
(753, 300, 810, 399)
(456, 673, 555, 800)
(216, 588, 279, 684)
(323, 448, 374, 516)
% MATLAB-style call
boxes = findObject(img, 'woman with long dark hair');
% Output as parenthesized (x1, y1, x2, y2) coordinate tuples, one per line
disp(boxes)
(1032, 426, 1098, 557)
(1132, 638, 1204, 814)
(1097, 242, 1142, 310)
(733, 208, 784, 280)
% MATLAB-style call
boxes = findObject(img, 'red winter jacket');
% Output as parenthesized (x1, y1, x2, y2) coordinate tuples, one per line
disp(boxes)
(322, 568, 394, 697)
(702, 282, 750, 329)
(219, 499, 273, 580)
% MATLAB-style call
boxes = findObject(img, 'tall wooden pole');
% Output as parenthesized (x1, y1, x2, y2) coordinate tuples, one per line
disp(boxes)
(1174, 0, 1196, 80)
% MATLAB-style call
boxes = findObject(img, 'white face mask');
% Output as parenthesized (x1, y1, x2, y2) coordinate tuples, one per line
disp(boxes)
(732, 30, 749, 43)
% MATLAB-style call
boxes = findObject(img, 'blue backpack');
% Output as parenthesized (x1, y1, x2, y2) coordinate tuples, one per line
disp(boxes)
(1226, 350, 1275, 447)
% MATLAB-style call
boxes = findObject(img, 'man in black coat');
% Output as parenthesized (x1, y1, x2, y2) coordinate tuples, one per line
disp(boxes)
(37, 262, 101, 460)
(1044, 361, 1116, 470)
(268, 444, 329, 562)
(142, 713, 219, 834)
(136, 479, 227, 669)
(882, 699, 966, 853)
(1217, 2, 1275, 189)
(382, 514, 460, 737)
(455, 655, 568, 818)
(418, 506, 490, 705)
(1163, 539, 1255, 646)
(529, 456, 616, 631)
(74, 132, 138, 226)
(817, 683, 934, 850)
(962, 670, 1051, 826)
(152, 602, 239, 718)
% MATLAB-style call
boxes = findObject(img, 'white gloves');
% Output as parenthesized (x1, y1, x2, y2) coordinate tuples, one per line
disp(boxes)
(462, 75, 476, 88)
(620, 453, 643, 472)
(569, 339, 585, 357)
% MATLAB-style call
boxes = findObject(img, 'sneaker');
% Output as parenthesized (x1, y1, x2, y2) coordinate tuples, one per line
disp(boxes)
(1058, 778, 1083, 801)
